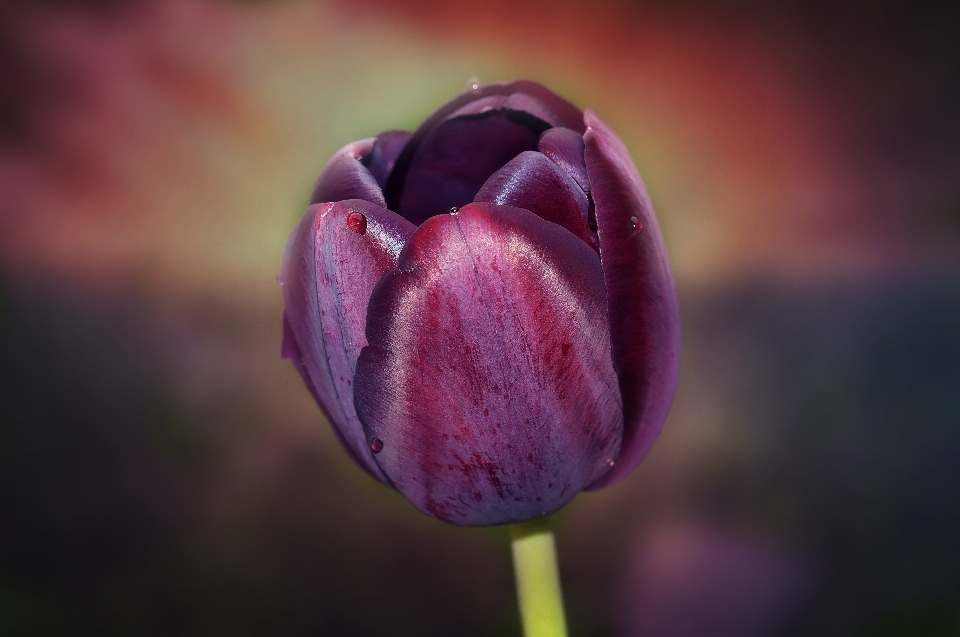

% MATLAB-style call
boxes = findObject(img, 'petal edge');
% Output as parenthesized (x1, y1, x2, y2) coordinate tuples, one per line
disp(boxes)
(582, 109, 680, 488)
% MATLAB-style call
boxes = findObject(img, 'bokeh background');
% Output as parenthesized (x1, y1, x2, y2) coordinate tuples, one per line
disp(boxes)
(2, 0, 959, 635)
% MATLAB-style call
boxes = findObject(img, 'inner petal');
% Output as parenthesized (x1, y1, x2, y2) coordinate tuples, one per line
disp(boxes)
(364, 130, 412, 188)
(475, 150, 596, 251)
(396, 113, 546, 225)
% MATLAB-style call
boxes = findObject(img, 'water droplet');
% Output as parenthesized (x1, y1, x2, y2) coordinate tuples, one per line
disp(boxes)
(370, 438, 384, 453)
(465, 76, 481, 91)
(606, 458, 615, 466)
(346, 211, 367, 234)
(449, 206, 459, 215)
(629, 216, 642, 234)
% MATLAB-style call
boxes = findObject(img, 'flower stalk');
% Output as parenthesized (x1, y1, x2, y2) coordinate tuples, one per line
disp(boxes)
(510, 518, 568, 637)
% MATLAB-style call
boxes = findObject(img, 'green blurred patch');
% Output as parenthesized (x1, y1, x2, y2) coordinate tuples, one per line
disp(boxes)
(149, 402, 208, 465)
(860, 600, 960, 637)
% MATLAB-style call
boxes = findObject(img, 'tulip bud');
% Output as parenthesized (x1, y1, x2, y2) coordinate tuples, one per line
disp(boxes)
(280, 80, 679, 526)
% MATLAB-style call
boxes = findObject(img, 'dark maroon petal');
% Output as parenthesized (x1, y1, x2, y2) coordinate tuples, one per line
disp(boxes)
(396, 114, 544, 225)
(445, 94, 509, 118)
(475, 150, 596, 250)
(310, 139, 386, 207)
(505, 80, 585, 133)
(582, 109, 680, 489)
(282, 311, 318, 405)
(282, 311, 360, 463)
(364, 130, 412, 188)
(538, 127, 591, 195)
(443, 93, 564, 128)
(502, 93, 565, 127)
(281, 311, 301, 360)
(354, 202, 623, 526)
(385, 80, 584, 214)
(280, 199, 416, 483)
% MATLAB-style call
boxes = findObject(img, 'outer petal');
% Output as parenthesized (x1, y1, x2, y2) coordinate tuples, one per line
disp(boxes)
(282, 312, 328, 410)
(354, 202, 623, 526)
(385, 80, 584, 216)
(583, 109, 681, 488)
(310, 139, 386, 207)
(474, 150, 596, 250)
(280, 199, 416, 482)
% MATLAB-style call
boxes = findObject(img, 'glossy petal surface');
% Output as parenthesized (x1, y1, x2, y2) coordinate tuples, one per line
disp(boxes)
(354, 203, 623, 525)
(280, 199, 416, 482)
(310, 139, 386, 207)
(582, 109, 680, 488)
(475, 150, 596, 250)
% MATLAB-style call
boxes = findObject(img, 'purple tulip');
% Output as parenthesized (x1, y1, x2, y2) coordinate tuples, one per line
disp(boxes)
(279, 80, 679, 526)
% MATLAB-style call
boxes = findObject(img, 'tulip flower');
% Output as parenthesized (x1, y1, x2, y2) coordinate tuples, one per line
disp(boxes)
(280, 80, 679, 528)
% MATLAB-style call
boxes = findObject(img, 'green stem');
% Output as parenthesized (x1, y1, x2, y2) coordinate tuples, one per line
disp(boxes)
(509, 518, 568, 637)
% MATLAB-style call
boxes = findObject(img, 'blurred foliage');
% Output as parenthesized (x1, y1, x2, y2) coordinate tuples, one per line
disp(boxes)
(859, 600, 960, 637)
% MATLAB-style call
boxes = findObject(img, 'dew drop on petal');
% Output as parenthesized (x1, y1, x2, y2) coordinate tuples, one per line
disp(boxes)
(629, 216, 642, 234)
(449, 207, 459, 215)
(465, 76, 481, 91)
(347, 211, 367, 234)
(370, 437, 384, 453)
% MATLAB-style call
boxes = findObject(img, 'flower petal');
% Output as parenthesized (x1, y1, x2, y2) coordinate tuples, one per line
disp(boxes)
(282, 311, 360, 459)
(280, 199, 416, 482)
(582, 109, 681, 488)
(310, 139, 386, 207)
(504, 80, 584, 133)
(475, 150, 596, 251)
(385, 80, 584, 218)
(365, 130, 412, 188)
(354, 202, 623, 525)
(442, 93, 564, 129)
(394, 110, 546, 225)
(538, 127, 591, 195)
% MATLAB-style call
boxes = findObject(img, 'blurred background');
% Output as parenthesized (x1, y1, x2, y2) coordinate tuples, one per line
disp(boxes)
(1, 0, 959, 635)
